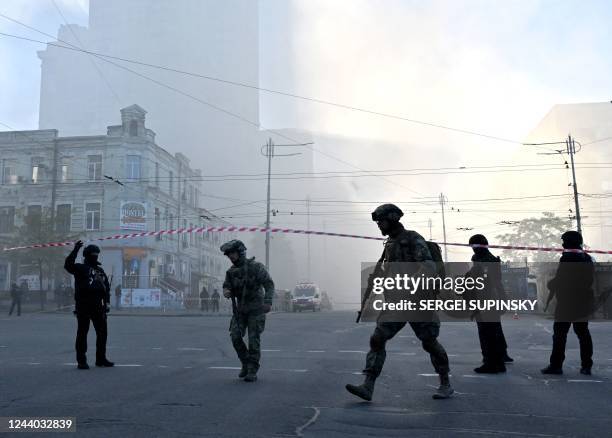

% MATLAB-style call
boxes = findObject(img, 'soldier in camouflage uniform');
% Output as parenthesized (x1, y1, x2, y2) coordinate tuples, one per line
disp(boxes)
(221, 239, 274, 382)
(346, 204, 454, 400)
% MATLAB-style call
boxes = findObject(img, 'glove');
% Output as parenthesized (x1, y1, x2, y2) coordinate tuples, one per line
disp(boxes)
(104, 304, 110, 314)
(74, 240, 84, 251)
(223, 288, 232, 299)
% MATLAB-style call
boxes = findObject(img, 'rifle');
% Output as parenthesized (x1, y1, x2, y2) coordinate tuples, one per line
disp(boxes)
(356, 247, 386, 323)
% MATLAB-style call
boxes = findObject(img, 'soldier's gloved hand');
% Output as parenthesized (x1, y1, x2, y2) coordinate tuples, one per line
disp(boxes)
(104, 304, 110, 314)
(262, 303, 272, 313)
(223, 288, 232, 299)
(74, 240, 84, 250)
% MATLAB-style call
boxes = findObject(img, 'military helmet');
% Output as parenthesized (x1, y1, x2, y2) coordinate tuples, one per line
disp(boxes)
(561, 230, 583, 247)
(220, 239, 247, 256)
(371, 203, 403, 222)
(83, 244, 101, 257)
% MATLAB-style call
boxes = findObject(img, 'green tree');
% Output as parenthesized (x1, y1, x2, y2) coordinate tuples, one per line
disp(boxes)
(495, 212, 572, 262)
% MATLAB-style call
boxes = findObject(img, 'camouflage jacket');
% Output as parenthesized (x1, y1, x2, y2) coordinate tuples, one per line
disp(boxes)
(223, 257, 275, 313)
(382, 224, 435, 272)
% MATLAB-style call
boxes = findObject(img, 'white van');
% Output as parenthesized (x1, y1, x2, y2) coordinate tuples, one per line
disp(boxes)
(292, 283, 321, 312)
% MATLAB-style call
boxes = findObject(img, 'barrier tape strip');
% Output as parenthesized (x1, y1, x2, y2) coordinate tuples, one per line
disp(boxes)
(1, 225, 610, 254)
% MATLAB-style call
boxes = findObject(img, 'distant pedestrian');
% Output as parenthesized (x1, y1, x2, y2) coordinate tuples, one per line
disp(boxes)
(542, 231, 594, 376)
(200, 286, 209, 312)
(211, 289, 220, 313)
(114, 284, 122, 310)
(8, 282, 22, 316)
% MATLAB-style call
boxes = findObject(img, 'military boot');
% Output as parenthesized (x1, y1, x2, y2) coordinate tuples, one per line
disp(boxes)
(244, 365, 258, 382)
(238, 363, 248, 379)
(432, 374, 454, 399)
(345, 375, 376, 401)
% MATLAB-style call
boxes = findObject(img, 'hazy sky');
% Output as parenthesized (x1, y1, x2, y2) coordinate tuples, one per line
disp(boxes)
(1, 0, 611, 256)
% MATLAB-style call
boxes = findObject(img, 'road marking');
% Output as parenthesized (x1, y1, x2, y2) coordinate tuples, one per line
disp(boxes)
(567, 379, 603, 383)
(295, 407, 320, 437)
(115, 364, 143, 367)
(209, 366, 241, 370)
(393, 352, 416, 356)
(462, 374, 488, 379)
(418, 373, 439, 377)
(62, 363, 78, 366)
(0, 345, 7, 348)
(184, 366, 193, 369)
(26, 362, 41, 365)
(178, 347, 206, 351)
(307, 350, 325, 353)
(448, 354, 460, 357)
(338, 350, 366, 354)
(262, 349, 281, 352)
(158, 365, 169, 368)
(152, 347, 162, 350)
(270, 368, 308, 373)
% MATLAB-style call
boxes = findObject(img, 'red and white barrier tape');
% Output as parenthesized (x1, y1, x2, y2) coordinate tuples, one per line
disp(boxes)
(2, 225, 611, 254)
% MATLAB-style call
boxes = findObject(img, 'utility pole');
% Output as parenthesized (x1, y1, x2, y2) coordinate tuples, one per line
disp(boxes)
(260, 138, 311, 271)
(264, 138, 273, 270)
(567, 135, 582, 234)
(439, 193, 448, 262)
(306, 196, 311, 280)
(428, 218, 433, 241)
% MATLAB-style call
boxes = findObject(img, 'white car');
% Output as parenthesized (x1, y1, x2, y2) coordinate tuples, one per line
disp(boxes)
(292, 283, 321, 312)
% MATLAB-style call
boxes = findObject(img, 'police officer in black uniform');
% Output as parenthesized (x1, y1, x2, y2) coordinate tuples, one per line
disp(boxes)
(64, 240, 114, 370)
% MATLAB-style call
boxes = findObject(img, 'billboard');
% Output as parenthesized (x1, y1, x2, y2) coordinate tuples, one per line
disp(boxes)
(120, 288, 161, 308)
(120, 201, 147, 230)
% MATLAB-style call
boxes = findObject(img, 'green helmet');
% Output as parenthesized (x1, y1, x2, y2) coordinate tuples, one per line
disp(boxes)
(220, 239, 247, 256)
(371, 204, 403, 222)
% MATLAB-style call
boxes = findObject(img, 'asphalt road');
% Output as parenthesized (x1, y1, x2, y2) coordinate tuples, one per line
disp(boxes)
(0, 311, 610, 437)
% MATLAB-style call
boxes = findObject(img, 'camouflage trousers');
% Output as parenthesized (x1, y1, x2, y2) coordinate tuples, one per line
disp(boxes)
(230, 312, 266, 371)
(363, 321, 450, 378)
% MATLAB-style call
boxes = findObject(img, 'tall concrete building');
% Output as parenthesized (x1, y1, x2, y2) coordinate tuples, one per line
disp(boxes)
(38, 0, 264, 190)
(527, 102, 612, 252)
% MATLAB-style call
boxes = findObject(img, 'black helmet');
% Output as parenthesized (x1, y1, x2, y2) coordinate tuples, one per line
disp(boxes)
(561, 230, 583, 247)
(220, 239, 247, 256)
(469, 234, 488, 246)
(371, 204, 403, 222)
(83, 244, 101, 257)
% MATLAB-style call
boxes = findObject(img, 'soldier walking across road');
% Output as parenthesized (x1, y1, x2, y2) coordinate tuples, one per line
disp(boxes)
(346, 204, 454, 401)
(541, 231, 595, 376)
(64, 240, 114, 370)
(221, 240, 274, 382)
(466, 234, 513, 374)
(200, 286, 209, 312)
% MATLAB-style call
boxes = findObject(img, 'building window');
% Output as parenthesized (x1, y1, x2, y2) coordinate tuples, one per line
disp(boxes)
(0, 207, 15, 233)
(26, 205, 42, 232)
(126, 155, 141, 180)
(155, 208, 161, 241)
(129, 120, 138, 137)
(61, 164, 68, 182)
(31, 157, 43, 183)
(85, 202, 101, 230)
(87, 155, 102, 181)
(2, 165, 16, 184)
(56, 204, 71, 233)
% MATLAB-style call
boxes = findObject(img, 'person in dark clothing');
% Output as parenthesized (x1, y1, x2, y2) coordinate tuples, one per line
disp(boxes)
(466, 234, 513, 374)
(542, 231, 594, 376)
(200, 286, 209, 312)
(8, 282, 22, 316)
(211, 289, 220, 313)
(114, 284, 122, 310)
(64, 240, 114, 370)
